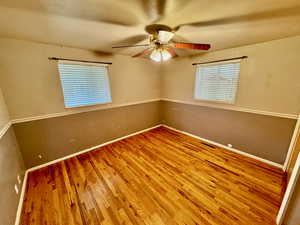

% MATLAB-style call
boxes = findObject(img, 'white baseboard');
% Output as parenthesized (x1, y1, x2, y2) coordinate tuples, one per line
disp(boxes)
(27, 124, 163, 172)
(14, 170, 28, 225)
(26, 123, 283, 172)
(283, 115, 300, 171)
(15, 124, 162, 225)
(162, 125, 283, 169)
(277, 154, 300, 225)
(14, 123, 284, 225)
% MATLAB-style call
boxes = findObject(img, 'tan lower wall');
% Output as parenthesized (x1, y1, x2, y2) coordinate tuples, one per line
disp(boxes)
(13, 100, 296, 167)
(161, 100, 296, 164)
(13, 101, 161, 168)
(0, 127, 25, 225)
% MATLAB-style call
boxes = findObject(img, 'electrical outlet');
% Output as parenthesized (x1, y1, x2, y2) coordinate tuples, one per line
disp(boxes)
(14, 184, 19, 194)
(17, 174, 22, 184)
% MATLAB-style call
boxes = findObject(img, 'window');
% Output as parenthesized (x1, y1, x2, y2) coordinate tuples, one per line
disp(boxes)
(58, 61, 112, 108)
(194, 61, 241, 104)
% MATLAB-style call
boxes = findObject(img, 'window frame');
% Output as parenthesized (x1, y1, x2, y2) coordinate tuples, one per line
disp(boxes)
(57, 60, 112, 109)
(193, 60, 241, 105)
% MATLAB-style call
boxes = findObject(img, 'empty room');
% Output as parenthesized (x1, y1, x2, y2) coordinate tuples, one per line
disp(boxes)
(1, 1, 300, 225)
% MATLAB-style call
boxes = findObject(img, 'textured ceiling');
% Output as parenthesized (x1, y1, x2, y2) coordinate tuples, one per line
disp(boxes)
(0, 0, 300, 57)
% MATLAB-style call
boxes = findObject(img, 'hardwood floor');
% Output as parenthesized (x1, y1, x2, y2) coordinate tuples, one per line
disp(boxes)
(20, 126, 286, 225)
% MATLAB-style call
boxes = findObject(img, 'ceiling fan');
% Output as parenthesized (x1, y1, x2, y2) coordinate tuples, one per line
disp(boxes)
(112, 24, 211, 62)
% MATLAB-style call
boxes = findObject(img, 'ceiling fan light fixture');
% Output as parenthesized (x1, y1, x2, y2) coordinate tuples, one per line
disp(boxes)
(158, 30, 174, 44)
(161, 49, 172, 61)
(150, 49, 162, 62)
(150, 48, 172, 62)
(114, 24, 211, 60)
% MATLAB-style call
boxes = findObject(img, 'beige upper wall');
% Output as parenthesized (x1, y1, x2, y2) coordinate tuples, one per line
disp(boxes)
(161, 35, 300, 115)
(0, 88, 10, 129)
(0, 38, 160, 120)
(1, 35, 300, 120)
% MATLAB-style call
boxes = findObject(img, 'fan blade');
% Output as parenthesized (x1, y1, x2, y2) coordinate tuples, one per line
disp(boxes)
(172, 34, 191, 42)
(112, 44, 150, 49)
(165, 47, 178, 58)
(10, 0, 142, 27)
(113, 35, 148, 46)
(174, 6, 300, 31)
(141, 0, 194, 24)
(156, 0, 167, 17)
(132, 48, 153, 57)
(141, 0, 167, 22)
(158, 30, 174, 43)
(173, 42, 211, 50)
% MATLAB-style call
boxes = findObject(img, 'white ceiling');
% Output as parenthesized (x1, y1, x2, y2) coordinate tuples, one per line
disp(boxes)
(0, 0, 300, 56)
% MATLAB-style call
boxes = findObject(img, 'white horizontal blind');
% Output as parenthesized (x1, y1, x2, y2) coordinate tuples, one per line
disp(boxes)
(194, 62, 241, 103)
(58, 62, 112, 108)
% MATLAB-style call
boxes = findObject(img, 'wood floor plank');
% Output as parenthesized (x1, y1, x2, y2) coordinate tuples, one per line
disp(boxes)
(20, 126, 286, 225)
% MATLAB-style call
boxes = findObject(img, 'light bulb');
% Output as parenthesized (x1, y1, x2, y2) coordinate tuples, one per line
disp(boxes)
(150, 49, 162, 62)
(161, 49, 172, 61)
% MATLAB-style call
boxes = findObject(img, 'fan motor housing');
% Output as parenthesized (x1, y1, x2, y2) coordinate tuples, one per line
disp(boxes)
(145, 24, 173, 35)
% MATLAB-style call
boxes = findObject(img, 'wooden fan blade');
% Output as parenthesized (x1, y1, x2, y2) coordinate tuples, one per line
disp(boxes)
(112, 44, 150, 49)
(165, 47, 178, 58)
(173, 42, 211, 50)
(132, 48, 153, 57)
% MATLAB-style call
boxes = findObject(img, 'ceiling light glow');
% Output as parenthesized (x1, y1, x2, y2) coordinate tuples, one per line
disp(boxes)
(150, 48, 172, 62)
(150, 49, 162, 62)
(161, 49, 172, 61)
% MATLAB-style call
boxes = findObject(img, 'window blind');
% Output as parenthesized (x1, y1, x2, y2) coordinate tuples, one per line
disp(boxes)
(58, 62, 112, 108)
(194, 62, 241, 103)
